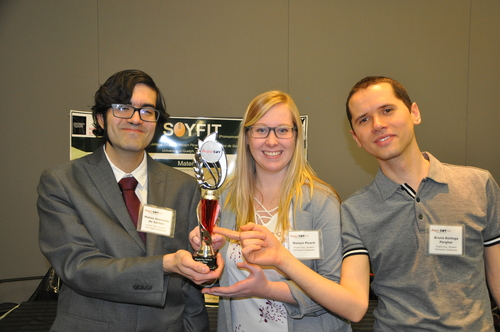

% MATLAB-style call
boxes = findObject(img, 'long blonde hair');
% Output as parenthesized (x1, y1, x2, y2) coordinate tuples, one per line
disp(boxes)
(224, 90, 339, 238)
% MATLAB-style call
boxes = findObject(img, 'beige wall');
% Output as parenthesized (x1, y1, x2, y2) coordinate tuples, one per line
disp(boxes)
(1, 0, 499, 303)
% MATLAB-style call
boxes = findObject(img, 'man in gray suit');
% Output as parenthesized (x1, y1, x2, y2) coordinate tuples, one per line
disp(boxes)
(37, 69, 222, 331)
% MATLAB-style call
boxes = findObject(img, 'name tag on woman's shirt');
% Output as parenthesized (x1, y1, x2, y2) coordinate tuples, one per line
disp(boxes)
(288, 230, 323, 260)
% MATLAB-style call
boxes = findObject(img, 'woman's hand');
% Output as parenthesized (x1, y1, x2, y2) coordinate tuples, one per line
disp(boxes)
(189, 226, 227, 251)
(202, 261, 270, 298)
(215, 223, 289, 268)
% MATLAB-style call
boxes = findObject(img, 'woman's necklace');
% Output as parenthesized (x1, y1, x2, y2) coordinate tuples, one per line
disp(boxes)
(253, 196, 278, 225)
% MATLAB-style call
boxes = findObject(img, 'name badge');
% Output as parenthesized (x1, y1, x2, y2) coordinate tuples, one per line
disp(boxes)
(288, 230, 323, 260)
(428, 225, 464, 256)
(137, 204, 176, 238)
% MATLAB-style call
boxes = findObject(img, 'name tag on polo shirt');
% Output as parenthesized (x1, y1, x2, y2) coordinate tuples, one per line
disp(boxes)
(428, 225, 464, 256)
(288, 230, 323, 260)
(137, 204, 176, 237)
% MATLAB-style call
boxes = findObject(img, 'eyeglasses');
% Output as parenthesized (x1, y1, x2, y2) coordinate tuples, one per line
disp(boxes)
(111, 104, 160, 122)
(246, 125, 297, 139)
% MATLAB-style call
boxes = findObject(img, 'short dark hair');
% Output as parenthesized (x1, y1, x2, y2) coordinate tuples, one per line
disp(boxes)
(91, 69, 169, 141)
(345, 76, 412, 129)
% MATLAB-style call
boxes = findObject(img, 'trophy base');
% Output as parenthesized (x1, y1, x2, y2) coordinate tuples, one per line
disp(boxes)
(194, 256, 217, 270)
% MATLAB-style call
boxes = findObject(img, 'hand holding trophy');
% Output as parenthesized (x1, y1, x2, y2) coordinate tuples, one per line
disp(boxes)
(193, 132, 227, 270)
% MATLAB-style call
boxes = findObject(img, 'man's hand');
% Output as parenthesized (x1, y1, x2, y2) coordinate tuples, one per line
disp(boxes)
(162, 250, 223, 285)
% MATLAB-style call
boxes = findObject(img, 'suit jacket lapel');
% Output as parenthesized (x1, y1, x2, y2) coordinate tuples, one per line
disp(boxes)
(145, 155, 166, 254)
(84, 147, 147, 252)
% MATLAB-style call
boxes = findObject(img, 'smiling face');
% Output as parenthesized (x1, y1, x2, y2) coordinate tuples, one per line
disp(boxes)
(349, 82, 421, 164)
(247, 103, 296, 178)
(98, 83, 158, 161)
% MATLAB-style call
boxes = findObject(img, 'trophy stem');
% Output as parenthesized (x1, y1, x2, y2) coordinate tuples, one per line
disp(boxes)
(194, 189, 220, 270)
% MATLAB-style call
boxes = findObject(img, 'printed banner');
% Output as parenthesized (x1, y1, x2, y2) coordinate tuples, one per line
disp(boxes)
(70, 110, 308, 176)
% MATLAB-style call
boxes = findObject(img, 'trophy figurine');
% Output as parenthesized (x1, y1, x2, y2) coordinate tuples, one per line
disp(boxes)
(193, 132, 227, 270)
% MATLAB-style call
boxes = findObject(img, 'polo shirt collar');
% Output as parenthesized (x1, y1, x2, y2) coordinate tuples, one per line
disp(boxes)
(422, 152, 448, 185)
(374, 169, 400, 200)
(374, 151, 448, 200)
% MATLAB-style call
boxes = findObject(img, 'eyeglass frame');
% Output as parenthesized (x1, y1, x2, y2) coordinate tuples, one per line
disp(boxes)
(111, 104, 160, 122)
(245, 125, 297, 139)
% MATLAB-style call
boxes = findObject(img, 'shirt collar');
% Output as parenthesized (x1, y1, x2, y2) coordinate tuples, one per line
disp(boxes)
(374, 151, 447, 200)
(374, 168, 401, 200)
(103, 146, 148, 189)
(422, 152, 448, 185)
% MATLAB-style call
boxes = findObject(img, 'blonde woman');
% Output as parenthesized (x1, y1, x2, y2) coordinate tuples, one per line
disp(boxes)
(193, 91, 350, 332)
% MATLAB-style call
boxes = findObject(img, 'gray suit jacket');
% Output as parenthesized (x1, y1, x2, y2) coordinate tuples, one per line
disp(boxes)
(38, 146, 208, 332)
